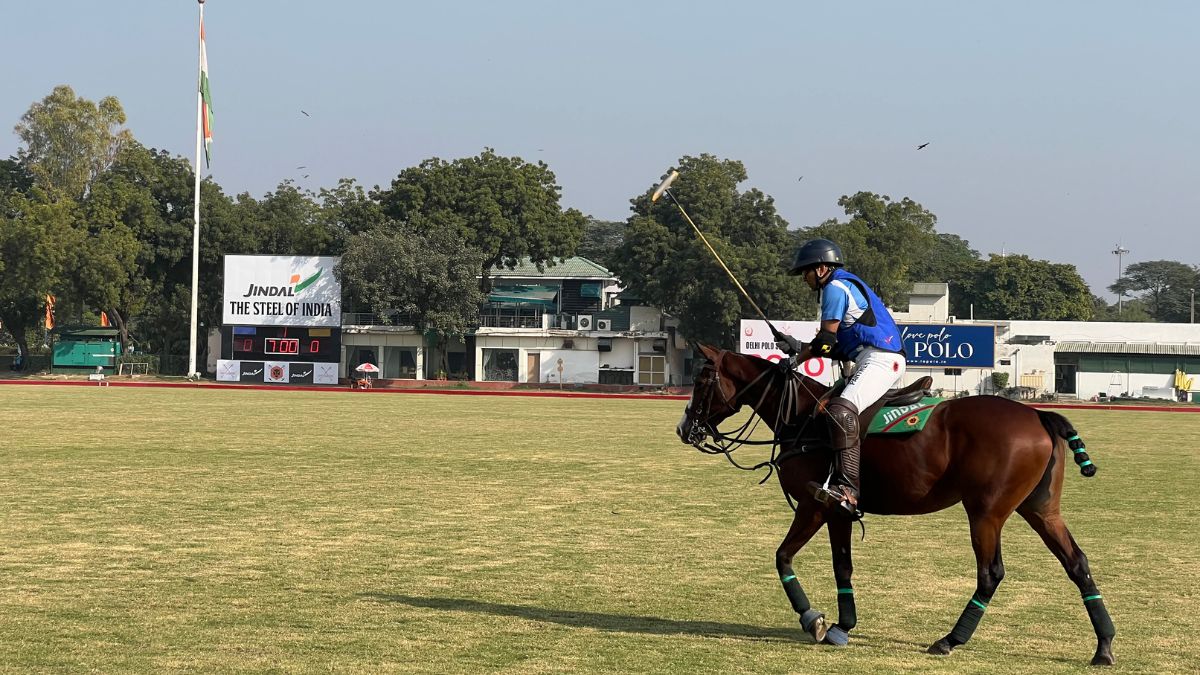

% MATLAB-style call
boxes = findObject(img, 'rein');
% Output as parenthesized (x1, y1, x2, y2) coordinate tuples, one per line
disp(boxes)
(691, 355, 828, 507)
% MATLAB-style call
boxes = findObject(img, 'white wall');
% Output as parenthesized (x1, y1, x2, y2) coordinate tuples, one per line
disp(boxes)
(1078, 372, 1175, 399)
(1003, 320, 1200, 343)
(600, 339, 636, 370)
(540, 349, 600, 384)
(629, 306, 662, 332)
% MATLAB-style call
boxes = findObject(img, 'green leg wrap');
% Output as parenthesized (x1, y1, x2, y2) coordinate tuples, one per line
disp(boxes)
(1084, 595, 1116, 639)
(780, 573, 811, 614)
(948, 595, 988, 645)
(836, 587, 857, 630)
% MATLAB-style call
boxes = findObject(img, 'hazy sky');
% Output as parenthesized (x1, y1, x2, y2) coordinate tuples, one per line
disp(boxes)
(3, 1, 1197, 298)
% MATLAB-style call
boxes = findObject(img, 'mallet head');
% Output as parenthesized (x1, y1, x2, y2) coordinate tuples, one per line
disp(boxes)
(651, 170, 679, 203)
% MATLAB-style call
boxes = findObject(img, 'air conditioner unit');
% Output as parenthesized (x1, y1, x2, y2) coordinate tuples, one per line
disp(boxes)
(596, 318, 612, 331)
(576, 314, 594, 330)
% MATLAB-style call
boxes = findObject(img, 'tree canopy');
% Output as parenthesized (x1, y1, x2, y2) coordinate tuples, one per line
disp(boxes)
(607, 154, 810, 348)
(798, 192, 939, 308)
(1109, 260, 1199, 323)
(335, 220, 485, 338)
(962, 254, 1093, 321)
(14, 85, 132, 201)
(373, 148, 585, 291)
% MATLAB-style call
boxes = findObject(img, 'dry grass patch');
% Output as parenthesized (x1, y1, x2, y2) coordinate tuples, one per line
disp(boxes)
(0, 387, 1197, 673)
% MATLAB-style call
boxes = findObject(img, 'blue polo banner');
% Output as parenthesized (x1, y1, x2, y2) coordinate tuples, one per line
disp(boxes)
(900, 324, 995, 368)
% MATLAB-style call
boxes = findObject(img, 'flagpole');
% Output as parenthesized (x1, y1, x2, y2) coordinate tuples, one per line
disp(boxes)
(188, 0, 206, 379)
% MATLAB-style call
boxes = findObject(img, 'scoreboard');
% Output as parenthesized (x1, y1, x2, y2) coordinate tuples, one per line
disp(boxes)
(217, 326, 341, 385)
(217, 255, 344, 385)
(225, 326, 341, 362)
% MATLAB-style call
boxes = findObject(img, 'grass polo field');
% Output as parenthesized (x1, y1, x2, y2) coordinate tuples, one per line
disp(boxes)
(1, 385, 1198, 673)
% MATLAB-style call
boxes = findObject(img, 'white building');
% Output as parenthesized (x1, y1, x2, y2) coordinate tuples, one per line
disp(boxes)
(892, 288, 1200, 401)
(339, 257, 690, 388)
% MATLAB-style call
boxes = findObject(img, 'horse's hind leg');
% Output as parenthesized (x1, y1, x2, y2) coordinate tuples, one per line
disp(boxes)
(824, 517, 856, 645)
(1017, 503, 1116, 666)
(776, 507, 829, 642)
(928, 512, 1008, 656)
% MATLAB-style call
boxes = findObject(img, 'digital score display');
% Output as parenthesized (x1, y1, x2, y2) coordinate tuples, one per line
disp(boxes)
(226, 326, 341, 363)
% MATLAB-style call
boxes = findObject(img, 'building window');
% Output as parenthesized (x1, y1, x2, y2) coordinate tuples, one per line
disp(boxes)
(483, 349, 518, 381)
(384, 347, 417, 379)
(638, 354, 666, 385)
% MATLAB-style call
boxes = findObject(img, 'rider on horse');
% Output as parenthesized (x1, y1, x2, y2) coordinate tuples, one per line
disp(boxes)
(774, 238, 908, 519)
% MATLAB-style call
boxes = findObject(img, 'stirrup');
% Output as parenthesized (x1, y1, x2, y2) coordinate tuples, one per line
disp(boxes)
(806, 481, 863, 520)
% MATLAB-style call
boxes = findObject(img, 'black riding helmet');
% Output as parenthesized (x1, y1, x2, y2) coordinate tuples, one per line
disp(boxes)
(788, 238, 844, 275)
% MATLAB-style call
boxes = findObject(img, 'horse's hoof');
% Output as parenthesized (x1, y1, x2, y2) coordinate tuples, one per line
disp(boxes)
(927, 638, 954, 655)
(823, 625, 850, 646)
(1090, 651, 1115, 666)
(800, 609, 828, 643)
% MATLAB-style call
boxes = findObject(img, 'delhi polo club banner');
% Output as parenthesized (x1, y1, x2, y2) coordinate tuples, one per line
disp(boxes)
(738, 320, 838, 385)
(222, 255, 342, 327)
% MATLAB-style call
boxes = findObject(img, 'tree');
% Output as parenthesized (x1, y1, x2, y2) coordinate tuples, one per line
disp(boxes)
(14, 85, 132, 200)
(318, 178, 385, 255)
(798, 192, 939, 307)
(336, 219, 485, 374)
(0, 193, 76, 363)
(0, 157, 33, 195)
(964, 255, 1093, 320)
(1109, 260, 1199, 322)
(1090, 295, 1152, 322)
(908, 233, 982, 317)
(608, 154, 809, 348)
(77, 144, 187, 350)
(373, 148, 585, 291)
(249, 182, 333, 256)
(575, 217, 623, 269)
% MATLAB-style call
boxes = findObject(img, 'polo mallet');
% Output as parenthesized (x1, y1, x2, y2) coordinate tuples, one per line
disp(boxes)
(651, 170, 790, 344)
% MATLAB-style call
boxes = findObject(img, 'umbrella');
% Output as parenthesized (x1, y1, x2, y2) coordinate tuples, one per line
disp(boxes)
(355, 362, 380, 373)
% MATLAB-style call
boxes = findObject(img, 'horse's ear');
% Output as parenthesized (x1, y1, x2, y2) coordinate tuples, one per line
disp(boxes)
(697, 343, 721, 362)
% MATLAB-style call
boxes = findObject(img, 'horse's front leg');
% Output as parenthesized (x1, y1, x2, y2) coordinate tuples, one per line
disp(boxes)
(776, 506, 829, 642)
(824, 516, 855, 645)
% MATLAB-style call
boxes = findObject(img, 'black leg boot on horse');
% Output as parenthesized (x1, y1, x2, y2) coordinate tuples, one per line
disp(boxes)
(809, 397, 863, 520)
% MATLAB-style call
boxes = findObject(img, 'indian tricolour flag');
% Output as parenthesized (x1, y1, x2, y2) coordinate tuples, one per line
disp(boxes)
(199, 14, 213, 167)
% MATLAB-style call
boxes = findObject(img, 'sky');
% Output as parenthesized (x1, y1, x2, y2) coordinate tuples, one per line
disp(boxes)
(3, 1, 1198, 299)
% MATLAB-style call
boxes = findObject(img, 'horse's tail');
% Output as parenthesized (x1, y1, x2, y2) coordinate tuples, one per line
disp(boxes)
(1036, 409, 1097, 478)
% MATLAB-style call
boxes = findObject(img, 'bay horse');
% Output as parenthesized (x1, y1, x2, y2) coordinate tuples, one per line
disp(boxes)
(676, 345, 1115, 666)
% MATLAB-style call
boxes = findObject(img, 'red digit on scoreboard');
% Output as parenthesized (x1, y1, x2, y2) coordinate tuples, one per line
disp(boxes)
(242, 338, 252, 352)
(310, 340, 320, 353)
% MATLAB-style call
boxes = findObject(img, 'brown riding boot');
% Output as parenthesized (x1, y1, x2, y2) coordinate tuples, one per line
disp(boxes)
(808, 397, 862, 519)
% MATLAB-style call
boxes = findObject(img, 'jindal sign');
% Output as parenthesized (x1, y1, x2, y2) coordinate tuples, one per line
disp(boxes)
(222, 255, 342, 327)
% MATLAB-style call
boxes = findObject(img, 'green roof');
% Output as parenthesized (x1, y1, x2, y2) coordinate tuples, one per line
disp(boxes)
(490, 256, 613, 279)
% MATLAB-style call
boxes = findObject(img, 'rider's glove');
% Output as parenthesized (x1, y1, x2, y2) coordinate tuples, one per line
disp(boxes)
(774, 333, 803, 355)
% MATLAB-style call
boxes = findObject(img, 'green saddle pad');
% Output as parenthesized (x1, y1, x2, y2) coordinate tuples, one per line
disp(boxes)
(866, 397, 944, 435)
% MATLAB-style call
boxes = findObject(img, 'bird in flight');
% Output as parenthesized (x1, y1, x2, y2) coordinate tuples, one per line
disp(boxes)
(797, 176, 804, 182)
(300, 110, 310, 117)
(917, 142, 930, 150)
(296, 165, 306, 170)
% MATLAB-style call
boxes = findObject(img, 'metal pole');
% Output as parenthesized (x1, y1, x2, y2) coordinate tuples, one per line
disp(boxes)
(1191, 288, 1195, 324)
(1112, 244, 1129, 316)
(188, 0, 205, 378)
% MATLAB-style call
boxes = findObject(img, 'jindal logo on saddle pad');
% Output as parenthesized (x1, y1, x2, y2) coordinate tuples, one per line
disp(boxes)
(222, 255, 342, 327)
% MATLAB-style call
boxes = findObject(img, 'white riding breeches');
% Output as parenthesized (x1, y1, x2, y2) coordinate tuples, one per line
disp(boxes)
(839, 347, 907, 411)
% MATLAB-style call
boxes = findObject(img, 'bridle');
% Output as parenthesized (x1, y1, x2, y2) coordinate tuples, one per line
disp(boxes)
(684, 352, 837, 484)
